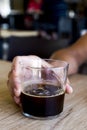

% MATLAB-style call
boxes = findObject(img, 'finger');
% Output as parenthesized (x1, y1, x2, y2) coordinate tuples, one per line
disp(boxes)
(66, 79, 73, 94)
(13, 96, 21, 105)
(7, 79, 14, 97)
(12, 55, 41, 80)
(14, 87, 21, 97)
(7, 78, 21, 105)
(7, 69, 22, 98)
(66, 83, 73, 94)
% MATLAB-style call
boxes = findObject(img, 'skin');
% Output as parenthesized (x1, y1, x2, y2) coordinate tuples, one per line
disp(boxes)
(8, 33, 87, 105)
(7, 55, 73, 106)
(51, 33, 87, 75)
(7, 27, 87, 106)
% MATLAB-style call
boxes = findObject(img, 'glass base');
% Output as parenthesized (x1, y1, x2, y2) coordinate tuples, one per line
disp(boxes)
(22, 111, 62, 120)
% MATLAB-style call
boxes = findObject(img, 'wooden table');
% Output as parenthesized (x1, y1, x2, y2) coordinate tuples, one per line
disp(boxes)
(0, 60, 87, 130)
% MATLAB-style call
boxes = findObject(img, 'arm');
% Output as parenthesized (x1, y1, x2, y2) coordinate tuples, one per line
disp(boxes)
(51, 33, 87, 75)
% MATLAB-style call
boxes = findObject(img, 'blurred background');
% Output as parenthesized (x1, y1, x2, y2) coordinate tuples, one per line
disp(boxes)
(0, 0, 87, 61)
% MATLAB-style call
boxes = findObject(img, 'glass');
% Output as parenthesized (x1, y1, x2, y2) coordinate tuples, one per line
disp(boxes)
(20, 59, 69, 119)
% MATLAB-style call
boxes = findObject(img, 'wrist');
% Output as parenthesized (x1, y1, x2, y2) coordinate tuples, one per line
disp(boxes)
(50, 48, 79, 75)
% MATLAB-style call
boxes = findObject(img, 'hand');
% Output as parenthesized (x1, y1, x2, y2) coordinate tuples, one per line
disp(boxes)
(7, 55, 73, 106)
(7, 55, 43, 106)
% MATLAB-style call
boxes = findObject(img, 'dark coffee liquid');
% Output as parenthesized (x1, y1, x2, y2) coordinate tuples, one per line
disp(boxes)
(21, 83, 65, 117)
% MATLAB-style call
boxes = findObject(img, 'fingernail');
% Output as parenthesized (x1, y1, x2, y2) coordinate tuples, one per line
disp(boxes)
(69, 86, 73, 93)
(66, 84, 73, 94)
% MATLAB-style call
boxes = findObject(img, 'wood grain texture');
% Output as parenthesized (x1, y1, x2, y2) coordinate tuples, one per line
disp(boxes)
(0, 60, 87, 130)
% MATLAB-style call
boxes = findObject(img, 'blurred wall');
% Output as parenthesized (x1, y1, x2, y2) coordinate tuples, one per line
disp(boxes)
(10, 0, 24, 12)
(0, 0, 11, 18)
(65, 0, 81, 3)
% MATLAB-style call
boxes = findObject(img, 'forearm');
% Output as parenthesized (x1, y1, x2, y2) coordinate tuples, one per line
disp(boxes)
(50, 33, 87, 75)
(69, 33, 87, 65)
(50, 48, 79, 75)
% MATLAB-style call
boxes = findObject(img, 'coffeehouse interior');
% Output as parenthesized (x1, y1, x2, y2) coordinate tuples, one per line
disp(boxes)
(0, 0, 87, 66)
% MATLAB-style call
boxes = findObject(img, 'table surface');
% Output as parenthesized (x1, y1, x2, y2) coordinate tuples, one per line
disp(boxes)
(0, 60, 87, 130)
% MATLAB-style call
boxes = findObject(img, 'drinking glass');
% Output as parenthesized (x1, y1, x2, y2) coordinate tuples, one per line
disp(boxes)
(20, 59, 68, 119)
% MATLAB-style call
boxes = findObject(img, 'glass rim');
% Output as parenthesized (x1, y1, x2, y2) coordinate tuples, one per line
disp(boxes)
(28, 59, 69, 70)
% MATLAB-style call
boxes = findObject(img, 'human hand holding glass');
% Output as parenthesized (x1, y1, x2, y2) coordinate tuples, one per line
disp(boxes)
(7, 55, 73, 107)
